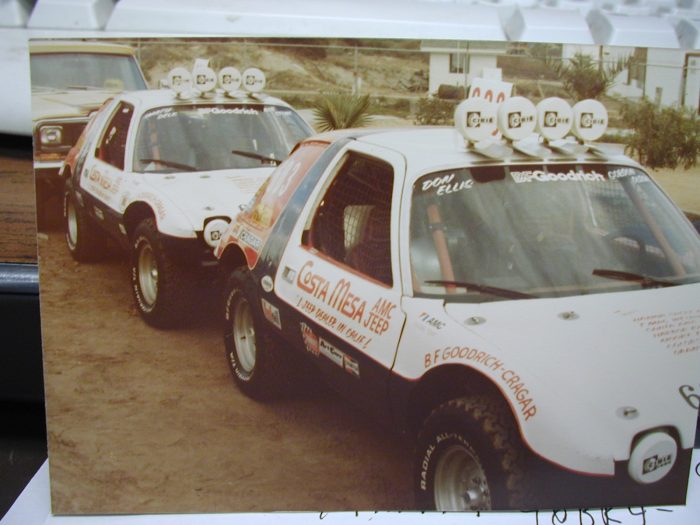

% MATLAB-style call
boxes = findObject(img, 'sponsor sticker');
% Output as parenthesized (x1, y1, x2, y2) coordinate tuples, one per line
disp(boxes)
(260, 298, 281, 329)
(510, 169, 604, 184)
(343, 355, 360, 377)
(300, 322, 320, 356)
(261, 275, 274, 293)
(319, 338, 344, 367)
(239, 228, 263, 251)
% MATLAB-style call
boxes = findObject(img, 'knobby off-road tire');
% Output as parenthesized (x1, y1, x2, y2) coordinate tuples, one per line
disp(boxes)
(64, 191, 104, 262)
(414, 396, 527, 511)
(130, 218, 192, 329)
(223, 269, 286, 400)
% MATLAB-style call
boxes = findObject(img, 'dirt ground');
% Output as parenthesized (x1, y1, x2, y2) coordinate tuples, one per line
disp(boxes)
(37, 230, 413, 514)
(2, 152, 700, 515)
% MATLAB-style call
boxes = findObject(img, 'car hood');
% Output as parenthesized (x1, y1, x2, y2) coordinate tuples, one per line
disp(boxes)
(443, 283, 700, 454)
(31, 89, 116, 121)
(140, 168, 273, 230)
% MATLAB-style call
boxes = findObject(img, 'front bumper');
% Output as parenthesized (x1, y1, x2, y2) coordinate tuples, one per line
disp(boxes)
(526, 447, 694, 509)
(159, 232, 219, 269)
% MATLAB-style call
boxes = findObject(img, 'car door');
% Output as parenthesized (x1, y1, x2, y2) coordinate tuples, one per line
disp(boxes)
(273, 142, 407, 413)
(80, 100, 134, 238)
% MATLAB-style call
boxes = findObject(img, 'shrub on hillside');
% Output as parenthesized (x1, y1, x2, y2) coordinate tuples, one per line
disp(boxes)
(621, 100, 700, 169)
(414, 97, 458, 125)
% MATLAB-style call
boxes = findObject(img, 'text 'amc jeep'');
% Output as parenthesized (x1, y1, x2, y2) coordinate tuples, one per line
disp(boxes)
(215, 96, 700, 510)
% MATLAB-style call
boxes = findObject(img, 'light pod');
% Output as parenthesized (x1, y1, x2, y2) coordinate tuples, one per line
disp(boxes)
(454, 98, 498, 143)
(167, 67, 192, 95)
(242, 68, 266, 93)
(536, 97, 573, 141)
(572, 99, 608, 142)
(218, 67, 242, 92)
(204, 218, 230, 249)
(497, 96, 537, 141)
(192, 62, 217, 94)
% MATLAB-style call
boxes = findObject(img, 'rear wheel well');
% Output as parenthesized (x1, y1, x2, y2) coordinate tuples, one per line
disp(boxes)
(123, 202, 156, 239)
(406, 365, 516, 437)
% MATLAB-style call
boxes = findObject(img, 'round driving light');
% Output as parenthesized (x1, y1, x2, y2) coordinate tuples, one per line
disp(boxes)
(628, 432, 677, 484)
(204, 219, 230, 248)
(242, 68, 266, 93)
(167, 68, 192, 95)
(497, 96, 537, 141)
(454, 98, 498, 142)
(572, 99, 608, 142)
(192, 65, 217, 93)
(218, 67, 242, 92)
(536, 97, 573, 141)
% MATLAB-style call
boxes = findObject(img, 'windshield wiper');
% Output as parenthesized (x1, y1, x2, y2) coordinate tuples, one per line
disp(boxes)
(592, 269, 676, 288)
(231, 149, 282, 165)
(424, 280, 537, 300)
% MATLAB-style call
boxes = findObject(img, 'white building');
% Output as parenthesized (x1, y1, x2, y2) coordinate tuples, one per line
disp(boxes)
(420, 41, 508, 94)
(422, 40, 700, 112)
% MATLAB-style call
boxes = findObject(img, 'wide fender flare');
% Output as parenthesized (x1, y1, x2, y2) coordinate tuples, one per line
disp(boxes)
(126, 193, 196, 239)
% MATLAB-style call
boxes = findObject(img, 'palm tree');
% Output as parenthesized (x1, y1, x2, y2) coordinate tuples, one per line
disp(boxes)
(312, 93, 372, 131)
(547, 52, 629, 100)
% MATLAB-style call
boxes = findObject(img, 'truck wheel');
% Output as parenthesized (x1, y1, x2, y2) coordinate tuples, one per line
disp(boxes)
(130, 218, 190, 328)
(64, 191, 103, 262)
(414, 396, 527, 511)
(223, 269, 284, 400)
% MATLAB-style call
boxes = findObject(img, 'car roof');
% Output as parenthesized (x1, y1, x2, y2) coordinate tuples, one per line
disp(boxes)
(117, 89, 294, 112)
(308, 127, 640, 184)
(29, 41, 138, 56)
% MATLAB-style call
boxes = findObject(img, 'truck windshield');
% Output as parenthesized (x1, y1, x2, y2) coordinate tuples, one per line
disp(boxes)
(410, 164, 700, 301)
(31, 53, 147, 91)
(133, 104, 312, 173)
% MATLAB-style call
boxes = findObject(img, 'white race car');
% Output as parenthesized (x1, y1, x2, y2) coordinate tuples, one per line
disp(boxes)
(214, 96, 700, 510)
(63, 64, 313, 327)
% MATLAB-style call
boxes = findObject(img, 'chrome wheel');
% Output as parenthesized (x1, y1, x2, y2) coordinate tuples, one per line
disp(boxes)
(137, 242, 158, 308)
(232, 296, 256, 374)
(434, 444, 491, 511)
(66, 197, 78, 249)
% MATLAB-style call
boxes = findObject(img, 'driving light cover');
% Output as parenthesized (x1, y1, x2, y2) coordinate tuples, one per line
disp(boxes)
(454, 98, 498, 143)
(167, 67, 192, 95)
(242, 68, 266, 93)
(192, 64, 217, 94)
(39, 125, 63, 146)
(497, 96, 537, 141)
(204, 218, 230, 248)
(628, 431, 677, 484)
(572, 99, 608, 142)
(536, 97, 573, 141)
(218, 67, 242, 92)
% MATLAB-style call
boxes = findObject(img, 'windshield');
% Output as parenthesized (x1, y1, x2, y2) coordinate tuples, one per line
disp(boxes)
(31, 53, 147, 91)
(410, 164, 700, 301)
(132, 104, 312, 173)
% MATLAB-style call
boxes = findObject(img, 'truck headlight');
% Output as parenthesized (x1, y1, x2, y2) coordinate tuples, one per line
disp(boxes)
(40, 125, 63, 146)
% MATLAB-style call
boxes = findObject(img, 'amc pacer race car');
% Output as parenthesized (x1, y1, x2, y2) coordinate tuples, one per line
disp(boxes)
(215, 96, 700, 510)
(63, 63, 313, 327)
